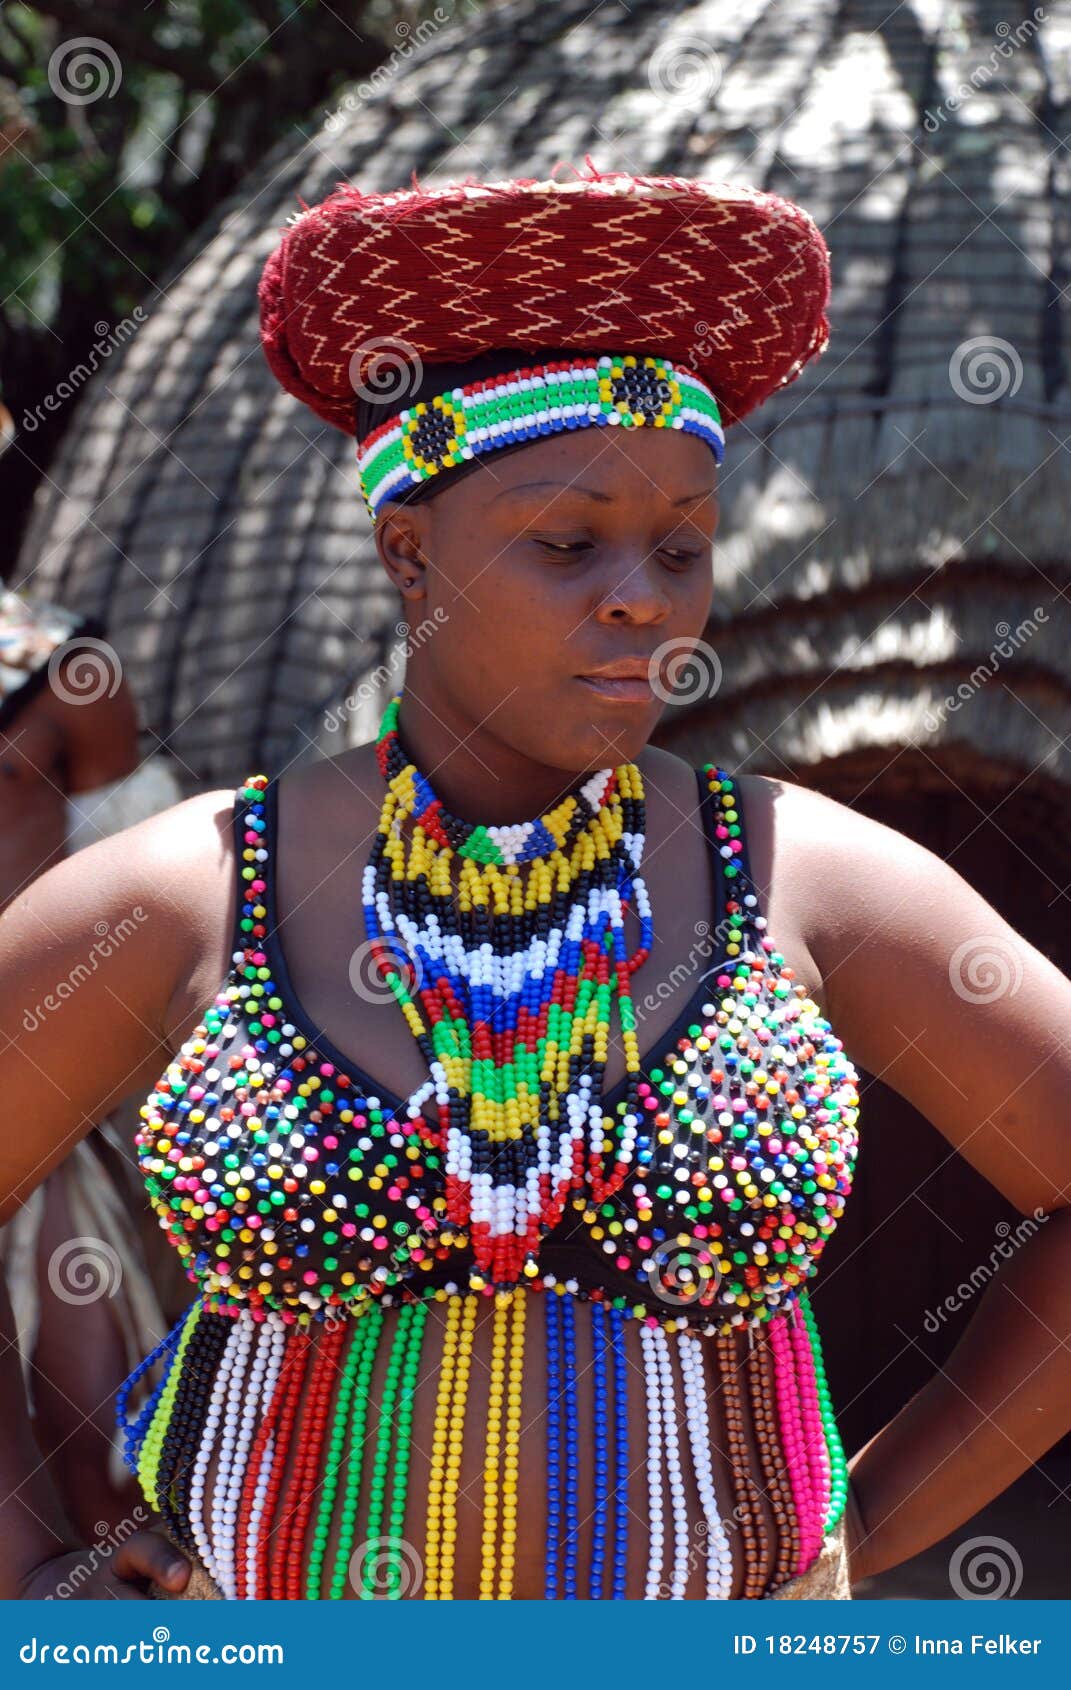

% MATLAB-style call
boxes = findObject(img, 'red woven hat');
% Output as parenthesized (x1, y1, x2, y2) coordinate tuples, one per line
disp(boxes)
(258, 159, 832, 436)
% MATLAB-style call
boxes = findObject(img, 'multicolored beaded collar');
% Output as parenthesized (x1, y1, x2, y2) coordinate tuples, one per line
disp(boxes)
(365, 694, 652, 1290)
(356, 352, 725, 522)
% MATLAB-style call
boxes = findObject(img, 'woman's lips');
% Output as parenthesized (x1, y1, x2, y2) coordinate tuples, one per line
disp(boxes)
(576, 673, 657, 702)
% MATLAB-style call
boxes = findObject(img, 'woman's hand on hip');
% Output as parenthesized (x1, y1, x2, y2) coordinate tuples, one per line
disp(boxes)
(17, 1531, 191, 1600)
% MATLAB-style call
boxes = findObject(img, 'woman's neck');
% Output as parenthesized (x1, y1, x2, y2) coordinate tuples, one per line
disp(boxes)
(388, 688, 608, 826)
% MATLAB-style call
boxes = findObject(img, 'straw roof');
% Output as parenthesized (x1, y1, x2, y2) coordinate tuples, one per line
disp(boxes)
(14, 0, 1071, 818)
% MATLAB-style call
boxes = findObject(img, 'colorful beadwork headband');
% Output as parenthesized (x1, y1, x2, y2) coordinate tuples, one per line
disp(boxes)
(355, 352, 725, 523)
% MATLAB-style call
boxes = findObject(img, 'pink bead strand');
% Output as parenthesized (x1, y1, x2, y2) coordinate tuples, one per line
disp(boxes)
(789, 1303, 832, 1534)
(768, 1310, 821, 1573)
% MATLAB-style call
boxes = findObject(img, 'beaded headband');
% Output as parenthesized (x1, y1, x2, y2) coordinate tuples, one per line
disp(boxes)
(356, 352, 725, 523)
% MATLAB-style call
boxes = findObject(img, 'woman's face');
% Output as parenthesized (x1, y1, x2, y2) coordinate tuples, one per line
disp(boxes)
(376, 422, 719, 774)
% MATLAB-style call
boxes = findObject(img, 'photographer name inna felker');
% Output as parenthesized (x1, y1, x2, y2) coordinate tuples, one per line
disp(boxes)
(917, 1636, 1042, 1655)
(733, 1635, 1043, 1655)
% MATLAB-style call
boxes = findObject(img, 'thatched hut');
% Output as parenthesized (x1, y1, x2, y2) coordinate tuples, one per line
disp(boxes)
(13, 0, 1071, 1562)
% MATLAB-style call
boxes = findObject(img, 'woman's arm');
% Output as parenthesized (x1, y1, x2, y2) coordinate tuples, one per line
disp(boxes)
(843, 1206, 1071, 1579)
(774, 778, 1071, 1581)
(0, 793, 228, 1595)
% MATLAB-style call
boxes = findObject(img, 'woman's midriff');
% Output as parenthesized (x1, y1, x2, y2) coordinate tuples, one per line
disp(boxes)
(191, 1291, 796, 1601)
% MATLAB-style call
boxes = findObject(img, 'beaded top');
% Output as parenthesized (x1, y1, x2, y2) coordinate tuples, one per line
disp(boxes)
(135, 764, 861, 1336)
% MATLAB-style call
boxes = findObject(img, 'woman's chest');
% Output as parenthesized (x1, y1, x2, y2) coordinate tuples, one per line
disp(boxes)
(139, 941, 859, 1330)
(143, 762, 859, 1327)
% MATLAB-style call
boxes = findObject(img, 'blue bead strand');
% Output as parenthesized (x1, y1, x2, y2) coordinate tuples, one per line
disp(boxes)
(544, 1290, 562, 1599)
(590, 1302, 609, 1598)
(609, 1306, 630, 1598)
(561, 1291, 580, 1599)
(114, 1303, 198, 1472)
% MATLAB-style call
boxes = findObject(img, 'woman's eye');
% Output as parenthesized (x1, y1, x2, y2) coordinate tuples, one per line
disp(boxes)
(533, 537, 593, 555)
(530, 537, 704, 563)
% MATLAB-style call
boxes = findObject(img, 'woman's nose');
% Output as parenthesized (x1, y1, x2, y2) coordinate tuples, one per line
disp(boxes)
(593, 559, 674, 624)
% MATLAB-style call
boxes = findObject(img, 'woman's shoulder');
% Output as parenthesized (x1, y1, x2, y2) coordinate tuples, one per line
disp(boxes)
(722, 767, 988, 1034)
(717, 765, 941, 926)
(111, 777, 258, 1041)
(650, 748, 957, 1011)
(0, 777, 252, 1157)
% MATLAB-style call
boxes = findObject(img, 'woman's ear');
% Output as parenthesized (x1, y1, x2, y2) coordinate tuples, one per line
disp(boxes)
(375, 506, 429, 602)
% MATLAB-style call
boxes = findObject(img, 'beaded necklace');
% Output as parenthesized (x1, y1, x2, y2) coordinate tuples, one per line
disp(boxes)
(365, 694, 653, 1292)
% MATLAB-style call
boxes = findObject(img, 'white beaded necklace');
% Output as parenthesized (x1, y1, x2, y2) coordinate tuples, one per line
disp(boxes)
(651, 1323, 691, 1598)
(639, 1323, 665, 1600)
(242, 1316, 287, 1599)
(211, 1316, 255, 1599)
(677, 1330, 735, 1598)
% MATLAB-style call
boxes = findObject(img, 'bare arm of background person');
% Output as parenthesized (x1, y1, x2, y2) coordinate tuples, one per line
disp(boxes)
(0, 657, 160, 1539)
(0, 790, 232, 1598)
(0, 1268, 189, 1598)
(0, 649, 141, 904)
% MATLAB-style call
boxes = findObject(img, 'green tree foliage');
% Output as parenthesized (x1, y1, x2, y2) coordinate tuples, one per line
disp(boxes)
(0, 0, 468, 573)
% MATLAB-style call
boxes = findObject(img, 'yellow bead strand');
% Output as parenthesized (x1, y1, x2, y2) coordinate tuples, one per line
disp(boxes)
(423, 1293, 461, 1600)
(479, 1294, 511, 1597)
(498, 1288, 526, 1599)
(437, 1295, 477, 1599)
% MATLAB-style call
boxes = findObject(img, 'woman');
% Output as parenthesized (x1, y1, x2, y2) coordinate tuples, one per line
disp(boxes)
(2, 165, 1069, 1603)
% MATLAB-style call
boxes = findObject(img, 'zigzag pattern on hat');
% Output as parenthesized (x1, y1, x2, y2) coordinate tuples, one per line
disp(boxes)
(258, 160, 831, 437)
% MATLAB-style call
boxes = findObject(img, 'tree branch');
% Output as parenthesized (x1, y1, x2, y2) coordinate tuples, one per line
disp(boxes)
(30, 1, 223, 91)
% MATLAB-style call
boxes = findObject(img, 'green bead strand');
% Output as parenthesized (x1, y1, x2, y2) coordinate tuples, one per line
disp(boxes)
(327, 1304, 385, 1599)
(355, 1302, 418, 1599)
(799, 1288, 850, 1532)
(137, 1301, 201, 1510)
(305, 1309, 377, 1599)
(362, 1300, 428, 1599)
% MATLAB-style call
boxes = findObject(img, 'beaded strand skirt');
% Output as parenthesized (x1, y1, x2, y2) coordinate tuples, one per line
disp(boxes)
(128, 1284, 852, 1602)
